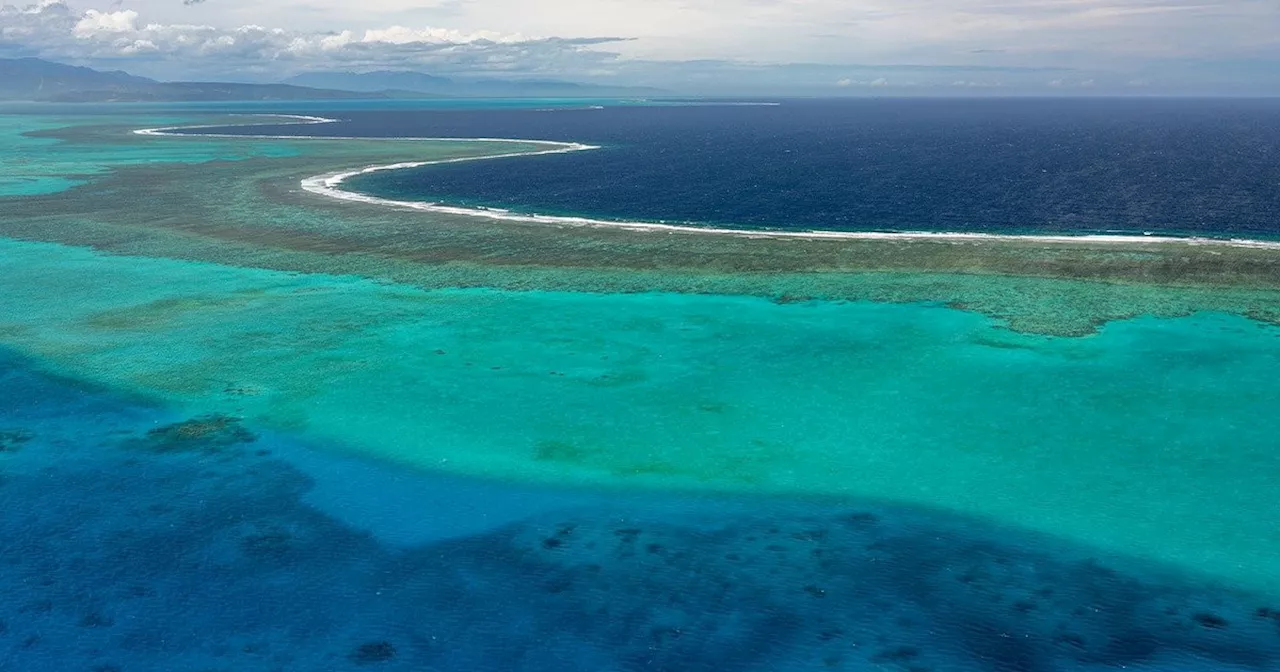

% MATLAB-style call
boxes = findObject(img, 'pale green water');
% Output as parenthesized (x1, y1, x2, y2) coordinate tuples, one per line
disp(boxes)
(0, 114, 305, 196)
(2, 236, 1279, 594)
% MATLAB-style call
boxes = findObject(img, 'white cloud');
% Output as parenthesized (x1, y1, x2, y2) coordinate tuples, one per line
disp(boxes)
(360, 26, 525, 45)
(119, 38, 157, 55)
(0, 1, 626, 78)
(526, 0, 1279, 66)
(73, 9, 137, 36)
(1, 0, 1277, 90)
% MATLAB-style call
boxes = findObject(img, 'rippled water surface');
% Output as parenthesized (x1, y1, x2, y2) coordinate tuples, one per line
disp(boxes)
(328, 98, 1280, 237)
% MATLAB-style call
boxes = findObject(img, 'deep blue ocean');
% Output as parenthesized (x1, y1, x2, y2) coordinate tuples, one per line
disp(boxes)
(253, 98, 1280, 237)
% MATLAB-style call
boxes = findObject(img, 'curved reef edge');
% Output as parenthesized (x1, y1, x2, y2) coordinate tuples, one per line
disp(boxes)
(5, 113, 1280, 337)
(140, 114, 1280, 251)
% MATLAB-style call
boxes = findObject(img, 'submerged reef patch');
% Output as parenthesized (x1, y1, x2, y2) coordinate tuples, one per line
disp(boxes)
(7, 450, 1280, 671)
(132, 414, 256, 454)
(488, 511, 1280, 672)
(349, 641, 397, 665)
(0, 429, 32, 453)
(1, 354, 1279, 672)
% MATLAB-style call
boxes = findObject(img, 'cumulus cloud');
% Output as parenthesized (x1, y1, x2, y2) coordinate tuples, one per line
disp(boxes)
(74, 8, 136, 35)
(0, 1, 628, 78)
(1, 0, 1276, 91)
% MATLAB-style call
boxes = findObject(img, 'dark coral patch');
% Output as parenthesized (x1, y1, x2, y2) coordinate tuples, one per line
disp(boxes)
(350, 641, 396, 665)
(241, 529, 295, 560)
(134, 414, 256, 454)
(79, 612, 114, 628)
(872, 646, 921, 664)
(1192, 613, 1229, 629)
(533, 440, 593, 463)
(614, 528, 643, 542)
(791, 529, 828, 542)
(649, 626, 684, 648)
(0, 429, 32, 453)
(840, 512, 880, 528)
(1256, 607, 1280, 625)
(544, 576, 573, 593)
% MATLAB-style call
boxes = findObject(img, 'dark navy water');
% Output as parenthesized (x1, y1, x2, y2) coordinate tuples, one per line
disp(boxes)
(269, 98, 1280, 237)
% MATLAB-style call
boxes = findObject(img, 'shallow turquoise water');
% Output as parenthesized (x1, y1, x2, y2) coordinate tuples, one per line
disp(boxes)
(0, 113, 301, 196)
(2, 109, 1280, 671)
(1, 236, 1278, 596)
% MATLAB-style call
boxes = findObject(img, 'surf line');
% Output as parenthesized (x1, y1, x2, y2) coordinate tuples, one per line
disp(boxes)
(134, 113, 341, 136)
(137, 115, 1280, 251)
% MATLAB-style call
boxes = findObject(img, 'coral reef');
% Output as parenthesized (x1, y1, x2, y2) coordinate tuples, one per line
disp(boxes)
(453, 510, 1280, 672)
(350, 641, 396, 665)
(1, 349, 1278, 672)
(133, 414, 256, 454)
(0, 429, 32, 453)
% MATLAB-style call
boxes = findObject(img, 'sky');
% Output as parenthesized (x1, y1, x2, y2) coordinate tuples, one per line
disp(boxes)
(1, 0, 1279, 94)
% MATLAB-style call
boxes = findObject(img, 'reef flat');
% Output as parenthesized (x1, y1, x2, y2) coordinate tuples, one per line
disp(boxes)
(2, 114, 1279, 336)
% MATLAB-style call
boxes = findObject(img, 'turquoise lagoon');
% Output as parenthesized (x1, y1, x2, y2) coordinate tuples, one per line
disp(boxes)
(2, 106, 1280, 671)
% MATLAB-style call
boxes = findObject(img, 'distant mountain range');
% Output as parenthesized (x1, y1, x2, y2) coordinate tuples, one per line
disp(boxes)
(0, 58, 380, 102)
(0, 58, 661, 102)
(283, 70, 662, 98)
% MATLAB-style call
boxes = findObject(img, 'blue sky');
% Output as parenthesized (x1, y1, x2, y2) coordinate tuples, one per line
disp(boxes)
(2, 0, 1278, 94)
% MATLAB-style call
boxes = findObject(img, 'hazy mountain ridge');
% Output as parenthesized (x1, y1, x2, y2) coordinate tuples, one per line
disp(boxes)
(0, 58, 385, 102)
(0, 58, 663, 102)
(283, 70, 664, 97)
(0, 57, 154, 99)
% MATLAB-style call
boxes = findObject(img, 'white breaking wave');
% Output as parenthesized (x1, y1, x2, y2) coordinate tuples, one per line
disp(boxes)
(134, 114, 340, 136)
(134, 115, 1280, 251)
